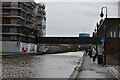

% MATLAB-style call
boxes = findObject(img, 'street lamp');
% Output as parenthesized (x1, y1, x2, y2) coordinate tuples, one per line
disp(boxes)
(100, 6, 108, 66)
(96, 23, 99, 58)
(100, 7, 107, 18)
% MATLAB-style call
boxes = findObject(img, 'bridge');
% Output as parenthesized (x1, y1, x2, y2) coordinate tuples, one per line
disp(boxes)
(35, 37, 120, 44)
(35, 37, 101, 44)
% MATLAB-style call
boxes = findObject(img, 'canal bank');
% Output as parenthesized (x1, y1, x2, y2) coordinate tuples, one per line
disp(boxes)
(69, 53, 85, 79)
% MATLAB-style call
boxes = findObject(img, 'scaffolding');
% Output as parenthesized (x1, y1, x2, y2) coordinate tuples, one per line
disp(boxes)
(1, 2, 46, 43)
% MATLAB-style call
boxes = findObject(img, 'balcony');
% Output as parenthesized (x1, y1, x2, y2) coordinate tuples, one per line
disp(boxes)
(23, 2, 31, 7)
(22, 16, 30, 21)
(0, 24, 21, 26)
(1, 15, 33, 24)
(1, 7, 21, 10)
(37, 13, 42, 17)
(41, 4, 45, 9)
(20, 23, 34, 29)
(29, 12, 36, 17)
(35, 21, 42, 25)
(20, 7, 30, 14)
(2, 13, 11, 16)
(2, 2, 11, 7)
(37, 8, 44, 12)
(43, 11, 46, 15)
(1, 15, 21, 18)
(31, 2, 36, 8)
(1, 33, 35, 42)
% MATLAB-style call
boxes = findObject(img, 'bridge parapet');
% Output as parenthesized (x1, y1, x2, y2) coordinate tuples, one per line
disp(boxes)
(35, 37, 102, 44)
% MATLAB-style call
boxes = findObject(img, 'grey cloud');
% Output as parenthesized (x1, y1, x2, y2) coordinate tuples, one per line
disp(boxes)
(46, 2, 118, 36)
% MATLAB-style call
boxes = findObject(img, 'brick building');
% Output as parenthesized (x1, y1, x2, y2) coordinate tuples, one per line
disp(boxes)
(97, 18, 120, 66)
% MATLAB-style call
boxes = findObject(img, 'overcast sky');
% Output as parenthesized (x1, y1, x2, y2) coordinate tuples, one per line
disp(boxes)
(35, 0, 119, 37)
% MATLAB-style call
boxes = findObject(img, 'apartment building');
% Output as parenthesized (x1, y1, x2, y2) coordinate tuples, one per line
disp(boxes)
(0, 1, 46, 54)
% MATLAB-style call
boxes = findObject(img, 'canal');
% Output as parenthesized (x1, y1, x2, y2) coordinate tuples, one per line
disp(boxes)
(2, 51, 84, 78)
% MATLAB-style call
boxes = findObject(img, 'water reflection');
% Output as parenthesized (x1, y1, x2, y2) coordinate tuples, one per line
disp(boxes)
(2, 51, 84, 78)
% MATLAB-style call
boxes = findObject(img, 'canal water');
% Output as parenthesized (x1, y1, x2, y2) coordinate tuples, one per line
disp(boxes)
(2, 51, 84, 78)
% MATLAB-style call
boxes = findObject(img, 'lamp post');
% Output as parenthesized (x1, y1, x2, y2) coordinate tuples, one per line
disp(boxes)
(100, 7, 107, 18)
(103, 26, 107, 66)
(95, 23, 99, 58)
(100, 6, 108, 66)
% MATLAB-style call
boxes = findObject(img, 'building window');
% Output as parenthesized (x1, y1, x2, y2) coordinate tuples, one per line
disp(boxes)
(3, 10, 10, 16)
(10, 10, 18, 16)
(2, 26, 10, 33)
(11, 2, 18, 7)
(2, 35, 10, 41)
(110, 31, 116, 37)
(114, 32, 116, 37)
(10, 27, 17, 33)
(111, 32, 113, 37)
(3, 2, 11, 7)
(10, 35, 17, 41)
(119, 30, 120, 38)
(3, 18, 10, 24)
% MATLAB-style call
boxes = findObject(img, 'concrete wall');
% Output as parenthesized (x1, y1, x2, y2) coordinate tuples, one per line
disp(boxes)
(20, 42, 37, 53)
(2, 41, 37, 54)
(28, 43, 37, 53)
